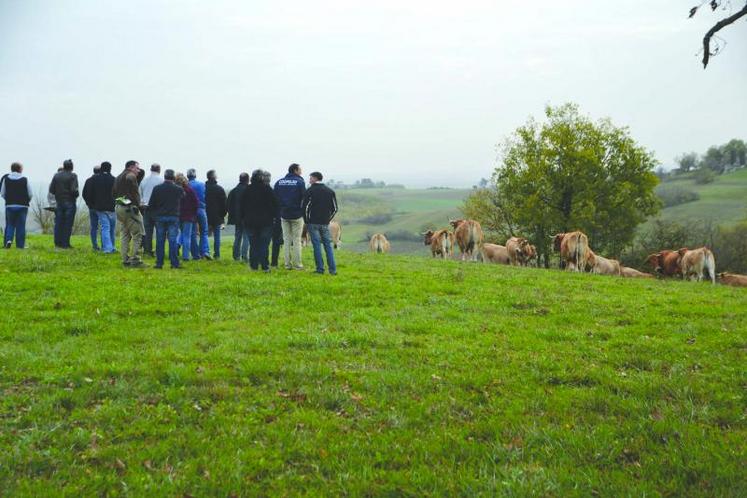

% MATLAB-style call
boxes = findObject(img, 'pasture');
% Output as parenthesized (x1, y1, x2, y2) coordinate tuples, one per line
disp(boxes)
(0, 236, 745, 496)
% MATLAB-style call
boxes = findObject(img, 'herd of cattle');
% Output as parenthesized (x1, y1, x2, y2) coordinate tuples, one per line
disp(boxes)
(367, 219, 747, 288)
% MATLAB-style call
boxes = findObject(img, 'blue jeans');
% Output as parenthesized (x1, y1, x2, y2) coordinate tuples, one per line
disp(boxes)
(233, 225, 250, 261)
(96, 211, 116, 253)
(210, 224, 221, 259)
(89, 209, 100, 250)
(307, 223, 337, 274)
(247, 225, 273, 270)
(155, 216, 180, 268)
(4, 206, 28, 248)
(190, 208, 210, 258)
(54, 202, 77, 248)
(180, 221, 194, 260)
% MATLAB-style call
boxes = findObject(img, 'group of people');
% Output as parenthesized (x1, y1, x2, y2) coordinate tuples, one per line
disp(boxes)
(1, 161, 339, 274)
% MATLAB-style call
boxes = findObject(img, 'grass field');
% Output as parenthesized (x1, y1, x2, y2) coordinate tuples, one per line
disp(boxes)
(0, 236, 745, 496)
(650, 168, 747, 227)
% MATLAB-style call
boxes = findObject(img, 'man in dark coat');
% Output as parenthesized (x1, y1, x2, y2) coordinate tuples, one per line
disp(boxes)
(226, 172, 250, 261)
(82, 165, 101, 251)
(49, 159, 79, 249)
(148, 169, 184, 269)
(239, 169, 278, 272)
(302, 171, 338, 275)
(91, 161, 117, 253)
(205, 170, 227, 260)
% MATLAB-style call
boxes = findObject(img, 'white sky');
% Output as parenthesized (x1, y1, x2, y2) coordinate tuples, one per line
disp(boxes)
(1, 0, 746, 187)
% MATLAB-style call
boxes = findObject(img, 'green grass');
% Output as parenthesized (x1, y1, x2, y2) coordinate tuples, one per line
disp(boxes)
(655, 168, 747, 226)
(0, 236, 745, 496)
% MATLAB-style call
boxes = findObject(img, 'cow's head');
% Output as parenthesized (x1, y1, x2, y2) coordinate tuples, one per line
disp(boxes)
(423, 230, 434, 245)
(645, 253, 663, 273)
(449, 219, 464, 229)
(552, 233, 565, 252)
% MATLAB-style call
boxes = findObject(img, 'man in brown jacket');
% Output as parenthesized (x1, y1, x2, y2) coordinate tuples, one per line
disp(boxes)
(113, 160, 146, 267)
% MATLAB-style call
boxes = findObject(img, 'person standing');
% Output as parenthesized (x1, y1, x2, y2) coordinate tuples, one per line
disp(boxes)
(205, 170, 227, 259)
(1, 162, 33, 249)
(240, 169, 278, 272)
(226, 173, 250, 261)
(113, 160, 146, 268)
(274, 163, 306, 270)
(187, 168, 211, 260)
(91, 161, 117, 254)
(148, 169, 184, 269)
(139, 164, 164, 257)
(176, 173, 199, 262)
(302, 171, 338, 275)
(49, 159, 79, 249)
(82, 165, 101, 251)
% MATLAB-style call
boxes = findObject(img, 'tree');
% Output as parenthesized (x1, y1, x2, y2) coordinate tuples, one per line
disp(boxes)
(675, 152, 699, 173)
(689, 1, 747, 68)
(462, 103, 661, 266)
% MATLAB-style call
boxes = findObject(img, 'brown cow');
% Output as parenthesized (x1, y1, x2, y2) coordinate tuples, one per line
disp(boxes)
(506, 237, 534, 266)
(718, 272, 747, 287)
(552, 231, 590, 272)
(449, 219, 484, 261)
(621, 266, 654, 278)
(482, 243, 510, 264)
(302, 221, 342, 249)
(645, 250, 683, 278)
(423, 229, 454, 259)
(678, 247, 716, 284)
(369, 233, 390, 253)
(523, 244, 538, 267)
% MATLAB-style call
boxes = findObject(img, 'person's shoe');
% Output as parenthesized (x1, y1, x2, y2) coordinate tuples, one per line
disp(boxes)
(122, 261, 131, 267)
(262, 268, 271, 273)
(285, 265, 293, 270)
(93, 247, 100, 252)
(129, 260, 148, 268)
(203, 254, 213, 261)
(293, 266, 305, 271)
(315, 270, 325, 275)
(154, 265, 163, 270)
(4, 241, 11, 249)
(329, 272, 337, 276)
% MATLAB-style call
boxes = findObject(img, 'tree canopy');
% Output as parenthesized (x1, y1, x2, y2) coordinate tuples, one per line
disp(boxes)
(463, 104, 661, 265)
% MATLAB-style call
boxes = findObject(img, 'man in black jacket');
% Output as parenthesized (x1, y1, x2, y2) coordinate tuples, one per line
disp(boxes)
(82, 166, 101, 251)
(205, 170, 227, 260)
(226, 173, 250, 261)
(91, 161, 117, 253)
(148, 169, 184, 269)
(49, 159, 79, 249)
(302, 171, 338, 275)
(239, 169, 279, 272)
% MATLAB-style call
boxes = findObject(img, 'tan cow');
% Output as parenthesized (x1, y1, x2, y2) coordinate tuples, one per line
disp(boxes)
(677, 247, 716, 284)
(481, 243, 510, 264)
(302, 221, 342, 249)
(552, 231, 590, 272)
(621, 266, 654, 278)
(423, 229, 453, 259)
(718, 272, 747, 287)
(449, 219, 484, 261)
(587, 250, 622, 276)
(506, 237, 531, 266)
(369, 233, 391, 253)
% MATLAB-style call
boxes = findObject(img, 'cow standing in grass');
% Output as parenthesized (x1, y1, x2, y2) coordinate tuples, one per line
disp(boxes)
(646, 250, 683, 278)
(552, 231, 590, 272)
(449, 219, 484, 261)
(506, 236, 536, 266)
(423, 229, 453, 259)
(677, 247, 716, 284)
(369, 233, 390, 253)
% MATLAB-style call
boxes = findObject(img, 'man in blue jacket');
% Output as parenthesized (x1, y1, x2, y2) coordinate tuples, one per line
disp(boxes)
(187, 168, 211, 260)
(273, 163, 306, 270)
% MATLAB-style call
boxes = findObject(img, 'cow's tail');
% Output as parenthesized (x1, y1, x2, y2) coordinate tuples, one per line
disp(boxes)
(704, 248, 716, 284)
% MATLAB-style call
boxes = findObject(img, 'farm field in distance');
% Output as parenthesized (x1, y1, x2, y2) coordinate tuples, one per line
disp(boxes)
(0, 236, 745, 496)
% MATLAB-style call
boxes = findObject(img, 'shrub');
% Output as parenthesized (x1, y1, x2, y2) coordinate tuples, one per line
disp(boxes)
(694, 167, 715, 185)
(655, 185, 700, 208)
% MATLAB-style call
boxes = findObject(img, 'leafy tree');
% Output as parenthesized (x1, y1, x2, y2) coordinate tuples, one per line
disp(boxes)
(694, 165, 716, 184)
(689, 1, 747, 68)
(463, 103, 661, 265)
(675, 152, 699, 173)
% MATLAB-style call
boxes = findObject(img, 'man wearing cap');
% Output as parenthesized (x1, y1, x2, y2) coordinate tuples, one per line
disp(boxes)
(113, 160, 146, 267)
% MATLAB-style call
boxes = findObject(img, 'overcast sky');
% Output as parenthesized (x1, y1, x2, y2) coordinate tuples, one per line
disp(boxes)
(1, 0, 745, 187)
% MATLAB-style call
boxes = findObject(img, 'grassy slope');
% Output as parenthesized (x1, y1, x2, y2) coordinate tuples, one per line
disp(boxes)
(0, 236, 745, 496)
(654, 168, 747, 226)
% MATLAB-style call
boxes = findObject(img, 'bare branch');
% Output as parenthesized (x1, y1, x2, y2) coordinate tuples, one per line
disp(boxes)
(702, 2, 747, 67)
